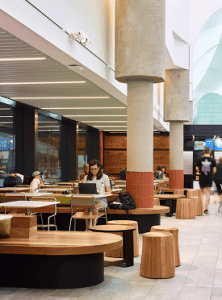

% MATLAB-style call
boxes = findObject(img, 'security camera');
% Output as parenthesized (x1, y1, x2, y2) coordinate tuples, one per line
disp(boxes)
(69, 30, 91, 46)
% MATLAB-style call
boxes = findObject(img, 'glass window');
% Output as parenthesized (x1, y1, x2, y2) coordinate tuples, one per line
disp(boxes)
(76, 122, 87, 179)
(0, 98, 15, 187)
(38, 111, 61, 183)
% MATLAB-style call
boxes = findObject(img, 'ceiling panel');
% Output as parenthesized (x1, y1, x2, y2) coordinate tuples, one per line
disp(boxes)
(0, 28, 127, 131)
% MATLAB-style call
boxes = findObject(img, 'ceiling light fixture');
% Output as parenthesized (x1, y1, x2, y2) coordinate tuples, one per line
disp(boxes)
(0, 122, 13, 124)
(0, 57, 46, 62)
(41, 107, 126, 110)
(13, 96, 109, 100)
(0, 81, 86, 85)
(84, 121, 127, 123)
(0, 108, 11, 111)
(38, 126, 60, 128)
(69, 30, 91, 46)
(38, 129, 60, 132)
(64, 115, 127, 117)
(0, 116, 13, 118)
(95, 126, 127, 128)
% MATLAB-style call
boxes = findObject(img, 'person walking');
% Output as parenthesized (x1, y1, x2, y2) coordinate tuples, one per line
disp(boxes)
(196, 147, 216, 214)
(213, 157, 222, 212)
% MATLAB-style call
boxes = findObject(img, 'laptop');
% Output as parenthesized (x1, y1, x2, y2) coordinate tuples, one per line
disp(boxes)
(79, 183, 97, 194)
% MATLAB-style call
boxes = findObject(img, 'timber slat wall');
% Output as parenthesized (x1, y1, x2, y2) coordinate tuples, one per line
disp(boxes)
(103, 132, 169, 177)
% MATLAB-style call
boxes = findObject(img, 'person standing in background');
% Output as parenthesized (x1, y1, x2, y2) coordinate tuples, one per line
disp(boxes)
(196, 147, 216, 214)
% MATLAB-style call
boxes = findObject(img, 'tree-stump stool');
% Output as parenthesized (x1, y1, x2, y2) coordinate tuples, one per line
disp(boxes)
(176, 198, 196, 219)
(140, 232, 175, 278)
(105, 220, 139, 257)
(151, 225, 180, 266)
(187, 189, 202, 216)
(153, 197, 160, 206)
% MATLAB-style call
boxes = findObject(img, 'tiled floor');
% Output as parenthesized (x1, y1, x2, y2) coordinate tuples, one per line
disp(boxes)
(1, 195, 222, 300)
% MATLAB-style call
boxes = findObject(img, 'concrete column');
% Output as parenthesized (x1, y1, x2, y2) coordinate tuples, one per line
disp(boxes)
(115, 0, 165, 208)
(127, 81, 153, 207)
(169, 122, 184, 189)
(164, 69, 189, 189)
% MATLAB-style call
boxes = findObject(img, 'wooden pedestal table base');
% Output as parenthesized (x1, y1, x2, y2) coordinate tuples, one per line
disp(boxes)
(105, 220, 140, 258)
(89, 225, 136, 268)
(0, 231, 122, 289)
(140, 232, 175, 279)
(151, 225, 180, 267)
(155, 194, 185, 217)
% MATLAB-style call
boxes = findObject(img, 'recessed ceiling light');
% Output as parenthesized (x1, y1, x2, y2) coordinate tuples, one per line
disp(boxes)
(84, 121, 127, 123)
(0, 116, 13, 117)
(0, 81, 86, 85)
(0, 108, 11, 111)
(38, 126, 60, 128)
(38, 129, 60, 132)
(41, 107, 126, 110)
(95, 126, 127, 128)
(0, 122, 13, 124)
(0, 57, 46, 62)
(64, 115, 127, 117)
(13, 96, 109, 100)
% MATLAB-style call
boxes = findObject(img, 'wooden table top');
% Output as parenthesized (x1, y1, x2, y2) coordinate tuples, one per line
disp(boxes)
(0, 231, 123, 256)
(89, 225, 136, 232)
(0, 187, 30, 192)
(107, 205, 170, 215)
(155, 194, 185, 199)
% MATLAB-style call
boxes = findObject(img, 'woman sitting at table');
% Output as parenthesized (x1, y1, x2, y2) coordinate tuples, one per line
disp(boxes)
(30, 171, 43, 192)
(79, 164, 89, 181)
(83, 159, 111, 208)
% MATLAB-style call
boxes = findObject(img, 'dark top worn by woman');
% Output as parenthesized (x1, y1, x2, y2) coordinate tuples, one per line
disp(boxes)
(213, 164, 222, 184)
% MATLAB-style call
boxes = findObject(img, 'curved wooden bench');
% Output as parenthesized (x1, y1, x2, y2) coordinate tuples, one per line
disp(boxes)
(0, 231, 122, 289)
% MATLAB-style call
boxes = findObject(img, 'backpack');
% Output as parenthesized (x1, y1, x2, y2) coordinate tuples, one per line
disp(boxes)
(109, 192, 136, 211)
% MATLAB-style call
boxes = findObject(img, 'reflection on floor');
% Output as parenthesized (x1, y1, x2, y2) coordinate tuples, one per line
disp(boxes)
(1, 194, 222, 300)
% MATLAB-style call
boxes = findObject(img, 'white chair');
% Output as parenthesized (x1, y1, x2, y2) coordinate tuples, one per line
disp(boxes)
(31, 197, 58, 231)
(69, 195, 107, 231)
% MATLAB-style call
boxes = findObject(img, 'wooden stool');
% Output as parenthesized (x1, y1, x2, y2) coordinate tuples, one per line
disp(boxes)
(151, 225, 180, 267)
(105, 220, 140, 257)
(176, 198, 195, 219)
(153, 197, 160, 206)
(140, 232, 175, 278)
(187, 190, 202, 216)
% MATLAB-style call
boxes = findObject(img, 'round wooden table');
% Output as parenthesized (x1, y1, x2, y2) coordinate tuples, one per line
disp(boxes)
(155, 194, 185, 217)
(0, 231, 122, 289)
(89, 225, 136, 267)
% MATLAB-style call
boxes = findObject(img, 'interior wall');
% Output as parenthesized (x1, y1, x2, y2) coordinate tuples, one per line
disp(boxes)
(103, 132, 170, 177)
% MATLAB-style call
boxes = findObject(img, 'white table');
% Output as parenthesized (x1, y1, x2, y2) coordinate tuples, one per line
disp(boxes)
(0, 200, 60, 215)
(20, 192, 53, 200)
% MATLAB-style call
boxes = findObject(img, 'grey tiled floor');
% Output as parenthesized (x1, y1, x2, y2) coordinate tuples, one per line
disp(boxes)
(1, 195, 222, 300)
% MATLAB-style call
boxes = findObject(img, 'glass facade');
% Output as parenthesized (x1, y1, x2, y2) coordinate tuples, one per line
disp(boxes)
(76, 122, 88, 179)
(38, 111, 62, 183)
(0, 98, 15, 186)
(193, 9, 222, 124)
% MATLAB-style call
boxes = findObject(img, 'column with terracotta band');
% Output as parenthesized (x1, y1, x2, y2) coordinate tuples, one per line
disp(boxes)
(164, 70, 190, 190)
(126, 81, 154, 207)
(115, 0, 165, 208)
(169, 122, 184, 189)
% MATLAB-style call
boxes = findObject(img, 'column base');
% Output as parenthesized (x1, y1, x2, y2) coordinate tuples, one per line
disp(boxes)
(169, 170, 184, 189)
(126, 172, 153, 208)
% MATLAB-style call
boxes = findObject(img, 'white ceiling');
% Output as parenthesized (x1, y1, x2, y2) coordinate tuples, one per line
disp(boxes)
(0, 27, 127, 131)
